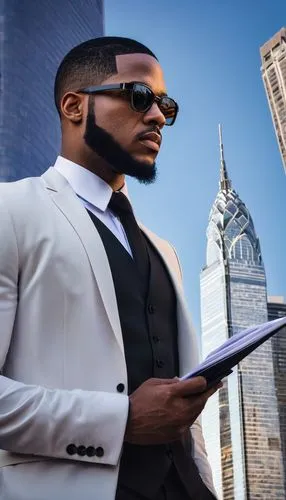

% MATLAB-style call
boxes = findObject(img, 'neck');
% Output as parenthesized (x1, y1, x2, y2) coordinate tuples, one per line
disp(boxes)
(60, 146, 125, 191)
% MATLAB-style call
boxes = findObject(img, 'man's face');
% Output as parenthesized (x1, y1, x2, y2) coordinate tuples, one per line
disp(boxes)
(83, 53, 168, 184)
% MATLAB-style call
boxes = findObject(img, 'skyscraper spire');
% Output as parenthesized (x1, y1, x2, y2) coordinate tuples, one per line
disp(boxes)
(201, 126, 283, 500)
(219, 124, 232, 192)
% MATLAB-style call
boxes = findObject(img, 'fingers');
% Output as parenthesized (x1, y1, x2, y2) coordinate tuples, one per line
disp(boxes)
(179, 381, 222, 424)
(171, 376, 207, 397)
(188, 382, 222, 415)
(203, 381, 223, 399)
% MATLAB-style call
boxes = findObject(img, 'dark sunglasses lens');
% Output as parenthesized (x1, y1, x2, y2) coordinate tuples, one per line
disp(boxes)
(132, 84, 153, 111)
(160, 97, 177, 125)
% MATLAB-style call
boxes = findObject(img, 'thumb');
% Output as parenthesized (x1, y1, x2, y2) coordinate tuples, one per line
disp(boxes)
(172, 376, 207, 397)
(144, 377, 180, 387)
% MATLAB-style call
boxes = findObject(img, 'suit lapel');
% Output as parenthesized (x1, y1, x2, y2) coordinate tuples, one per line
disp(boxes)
(41, 167, 124, 354)
(139, 223, 182, 296)
(140, 224, 199, 375)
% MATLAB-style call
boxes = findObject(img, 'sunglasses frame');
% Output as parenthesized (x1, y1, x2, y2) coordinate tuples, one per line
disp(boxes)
(76, 82, 178, 126)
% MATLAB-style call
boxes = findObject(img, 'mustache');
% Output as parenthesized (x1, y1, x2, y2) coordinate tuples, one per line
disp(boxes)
(135, 126, 162, 141)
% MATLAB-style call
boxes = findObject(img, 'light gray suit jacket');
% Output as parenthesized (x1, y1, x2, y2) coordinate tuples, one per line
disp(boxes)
(0, 167, 217, 500)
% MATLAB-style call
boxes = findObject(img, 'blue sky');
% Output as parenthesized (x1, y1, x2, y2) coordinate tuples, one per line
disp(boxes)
(105, 0, 286, 338)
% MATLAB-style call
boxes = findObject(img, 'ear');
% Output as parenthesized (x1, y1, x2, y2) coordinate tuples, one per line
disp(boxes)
(60, 92, 85, 123)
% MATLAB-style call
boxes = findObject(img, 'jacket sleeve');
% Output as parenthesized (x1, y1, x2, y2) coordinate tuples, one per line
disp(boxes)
(190, 419, 218, 498)
(0, 197, 129, 466)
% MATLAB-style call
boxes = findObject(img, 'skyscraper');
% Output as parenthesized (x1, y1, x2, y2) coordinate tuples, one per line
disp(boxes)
(200, 126, 285, 499)
(268, 296, 286, 492)
(260, 27, 286, 174)
(0, 0, 104, 181)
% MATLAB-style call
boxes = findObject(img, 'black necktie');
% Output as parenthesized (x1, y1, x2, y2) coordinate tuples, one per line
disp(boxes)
(108, 192, 149, 279)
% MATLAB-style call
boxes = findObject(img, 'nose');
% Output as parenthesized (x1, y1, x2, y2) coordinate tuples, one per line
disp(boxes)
(143, 102, 166, 129)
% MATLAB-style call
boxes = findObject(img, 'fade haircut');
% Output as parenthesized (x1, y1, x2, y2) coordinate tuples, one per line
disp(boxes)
(54, 36, 158, 116)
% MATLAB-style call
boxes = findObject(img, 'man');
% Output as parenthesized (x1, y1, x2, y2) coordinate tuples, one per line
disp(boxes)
(0, 37, 219, 500)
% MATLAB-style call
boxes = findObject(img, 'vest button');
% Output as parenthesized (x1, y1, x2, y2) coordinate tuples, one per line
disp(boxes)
(148, 304, 155, 314)
(156, 359, 165, 368)
(116, 383, 125, 393)
(95, 446, 104, 457)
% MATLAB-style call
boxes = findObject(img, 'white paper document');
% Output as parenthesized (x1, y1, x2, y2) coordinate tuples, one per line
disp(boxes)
(181, 316, 286, 384)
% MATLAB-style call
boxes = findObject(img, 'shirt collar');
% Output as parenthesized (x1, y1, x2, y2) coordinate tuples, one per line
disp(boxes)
(53, 155, 129, 212)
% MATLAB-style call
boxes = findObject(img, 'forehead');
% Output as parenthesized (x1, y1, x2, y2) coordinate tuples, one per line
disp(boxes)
(104, 53, 167, 93)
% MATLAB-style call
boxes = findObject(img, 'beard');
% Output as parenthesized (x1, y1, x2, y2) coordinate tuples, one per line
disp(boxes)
(83, 102, 157, 185)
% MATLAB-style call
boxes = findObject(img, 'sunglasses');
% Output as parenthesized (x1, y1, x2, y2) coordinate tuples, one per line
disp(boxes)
(77, 82, 179, 126)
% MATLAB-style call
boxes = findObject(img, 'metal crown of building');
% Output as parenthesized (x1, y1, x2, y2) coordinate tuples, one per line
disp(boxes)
(206, 125, 262, 268)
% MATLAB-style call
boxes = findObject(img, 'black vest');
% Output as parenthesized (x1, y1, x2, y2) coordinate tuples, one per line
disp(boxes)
(88, 211, 214, 500)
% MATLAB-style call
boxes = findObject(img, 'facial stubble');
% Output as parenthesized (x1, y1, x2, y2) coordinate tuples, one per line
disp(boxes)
(83, 99, 157, 185)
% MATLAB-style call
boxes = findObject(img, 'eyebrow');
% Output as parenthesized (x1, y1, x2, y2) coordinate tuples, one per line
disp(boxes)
(156, 90, 168, 97)
(137, 82, 168, 97)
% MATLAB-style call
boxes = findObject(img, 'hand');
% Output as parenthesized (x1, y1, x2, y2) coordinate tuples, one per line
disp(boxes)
(124, 376, 221, 445)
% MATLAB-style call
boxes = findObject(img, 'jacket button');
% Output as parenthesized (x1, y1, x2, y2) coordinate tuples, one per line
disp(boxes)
(117, 383, 125, 393)
(148, 304, 155, 314)
(66, 444, 77, 456)
(95, 446, 104, 457)
(77, 445, 86, 456)
(152, 335, 160, 343)
(86, 446, 96, 457)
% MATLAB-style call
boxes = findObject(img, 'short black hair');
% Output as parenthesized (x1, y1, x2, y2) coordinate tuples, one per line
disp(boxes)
(54, 36, 158, 116)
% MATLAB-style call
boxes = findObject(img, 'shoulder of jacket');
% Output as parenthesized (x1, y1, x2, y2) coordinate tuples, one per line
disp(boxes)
(0, 175, 48, 222)
(0, 175, 44, 199)
(0, 175, 42, 192)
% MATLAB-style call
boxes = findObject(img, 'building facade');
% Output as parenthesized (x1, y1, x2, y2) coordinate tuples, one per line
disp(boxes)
(260, 27, 286, 174)
(200, 127, 285, 499)
(268, 296, 286, 492)
(0, 0, 104, 181)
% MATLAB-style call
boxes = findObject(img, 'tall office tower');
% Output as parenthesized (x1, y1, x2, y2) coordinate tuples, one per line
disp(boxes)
(268, 296, 286, 492)
(200, 126, 285, 499)
(260, 27, 286, 174)
(0, 0, 104, 181)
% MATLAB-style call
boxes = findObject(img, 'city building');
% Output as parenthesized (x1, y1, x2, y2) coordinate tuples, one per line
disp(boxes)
(268, 296, 286, 492)
(0, 0, 104, 181)
(200, 126, 285, 499)
(260, 27, 286, 174)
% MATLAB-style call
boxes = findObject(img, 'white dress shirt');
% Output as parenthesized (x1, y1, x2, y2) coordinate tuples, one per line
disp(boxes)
(54, 155, 133, 255)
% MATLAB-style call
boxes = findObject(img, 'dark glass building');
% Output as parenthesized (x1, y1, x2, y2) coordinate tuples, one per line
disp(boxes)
(0, 0, 104, 181)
